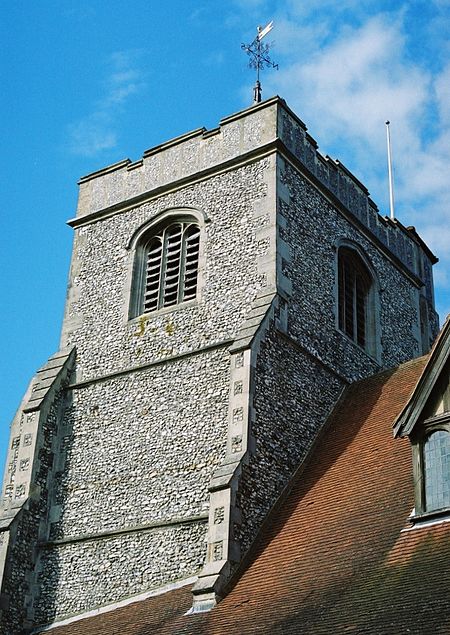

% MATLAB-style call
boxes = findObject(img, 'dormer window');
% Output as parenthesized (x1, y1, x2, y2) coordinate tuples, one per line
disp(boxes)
(423, 429, 450, 512)
(128, 213, 201, 319)
(411, 414, 450, 518)
(393, 321, 450, 522)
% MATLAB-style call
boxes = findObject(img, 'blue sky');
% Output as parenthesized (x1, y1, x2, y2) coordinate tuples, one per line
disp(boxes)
(1, 0, 449, 475)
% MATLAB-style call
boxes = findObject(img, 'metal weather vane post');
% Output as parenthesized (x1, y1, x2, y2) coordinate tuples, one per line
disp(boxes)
(241, 21, 278, 104)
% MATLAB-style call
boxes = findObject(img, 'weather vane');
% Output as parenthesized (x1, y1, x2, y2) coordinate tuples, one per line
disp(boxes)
(241, 21, 278, 104)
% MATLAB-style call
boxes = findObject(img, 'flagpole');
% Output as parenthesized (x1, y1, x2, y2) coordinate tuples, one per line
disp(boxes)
(385, 121, 395, 220)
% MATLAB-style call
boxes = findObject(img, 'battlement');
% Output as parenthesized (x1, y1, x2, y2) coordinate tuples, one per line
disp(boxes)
(276, 101, 437, 299)
(72, 97, 436, 304)
(74, 97, 279, 221)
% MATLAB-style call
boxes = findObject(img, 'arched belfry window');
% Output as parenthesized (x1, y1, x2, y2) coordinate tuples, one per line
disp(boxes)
(337, 245, 378, 357)
(129, 216, 201, 318)
(142, 222, 200, 313)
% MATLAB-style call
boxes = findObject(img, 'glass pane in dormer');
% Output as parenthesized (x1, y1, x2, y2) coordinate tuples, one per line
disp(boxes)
(424, 430, 450, 512)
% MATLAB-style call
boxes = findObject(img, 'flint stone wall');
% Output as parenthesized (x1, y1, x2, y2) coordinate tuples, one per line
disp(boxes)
(34, 521, 206, 624)
(50, 349, 230, 540)
(75, 103, 276, 219)
(234, 151, 429, 558)
(40, 158, 272, 620)
(237, 324, 345, 555)
(0, 391, 65, 635)
(278, 106, 436, 301)
(63, 161, 270, 381)
(1, 97, 440, 630)
(278, 158, 423, 378)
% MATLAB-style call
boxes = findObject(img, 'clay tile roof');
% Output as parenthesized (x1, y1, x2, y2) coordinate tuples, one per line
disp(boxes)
(40, 355, 450, 635)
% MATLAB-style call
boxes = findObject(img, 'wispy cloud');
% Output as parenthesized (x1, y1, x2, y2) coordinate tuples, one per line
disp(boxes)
(203, 51, 226, 68)
(68, 114, 117, 157)
(68, 50, 145, 157)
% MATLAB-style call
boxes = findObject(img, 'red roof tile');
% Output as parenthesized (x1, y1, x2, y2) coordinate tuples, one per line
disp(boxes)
(40, 356, 450, 635)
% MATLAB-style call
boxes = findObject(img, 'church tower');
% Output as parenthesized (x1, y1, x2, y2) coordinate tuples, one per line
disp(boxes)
(0, 97, 438, 632)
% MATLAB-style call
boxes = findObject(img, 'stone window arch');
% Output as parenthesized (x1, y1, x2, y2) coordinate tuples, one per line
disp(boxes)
(336, 243, 380, 360)
(128, 209, 203, 319)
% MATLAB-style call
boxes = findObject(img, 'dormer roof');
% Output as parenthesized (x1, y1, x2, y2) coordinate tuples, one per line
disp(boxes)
(394, 315, 450, 438)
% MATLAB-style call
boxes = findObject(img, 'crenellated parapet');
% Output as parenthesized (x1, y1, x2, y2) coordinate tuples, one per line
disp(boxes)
(71, 97, 437, 341)
(277, 102, 437, 300)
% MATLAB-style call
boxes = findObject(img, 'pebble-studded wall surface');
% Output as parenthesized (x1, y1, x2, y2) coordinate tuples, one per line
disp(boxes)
(0, 390, 66, 634)
(63, 161, 269, 381)
(233, 150, 432, 558)
(36, 158, 271, 622)
(278, 158, 424, 377)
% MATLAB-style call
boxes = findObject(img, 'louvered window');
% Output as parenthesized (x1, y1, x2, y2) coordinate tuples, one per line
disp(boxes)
(139, 221, 200, 314)
(338, 247, 372, 350)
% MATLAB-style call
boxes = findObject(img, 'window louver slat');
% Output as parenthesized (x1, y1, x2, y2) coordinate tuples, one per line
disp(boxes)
(161, 225, 183, 307)
(142, 238, 163, 313)
(338, 247, 371, 351)
(137, 220, 200, 316)
(181, 225, 200, 301)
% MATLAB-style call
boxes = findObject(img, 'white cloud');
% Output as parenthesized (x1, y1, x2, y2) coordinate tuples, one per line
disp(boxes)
(68, 50, 145, 157)
(274, 16, 428, 144)
(257, 9, 450, 318)
(203, 50, 226, 67)
(68, 115, 117, 157)
(432, 0, 450, 7)
(435, 63, 450, 125)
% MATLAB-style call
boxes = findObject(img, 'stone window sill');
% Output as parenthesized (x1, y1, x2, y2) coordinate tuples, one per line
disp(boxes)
(128, 298, 198, 324)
